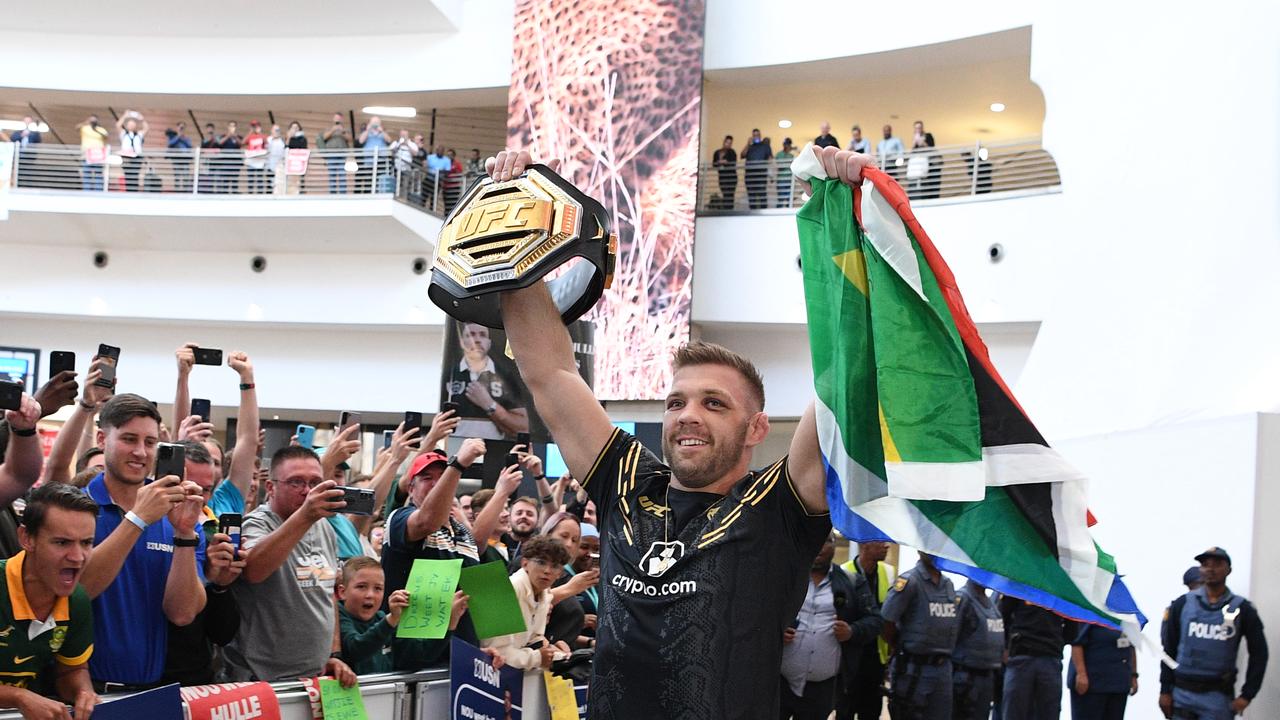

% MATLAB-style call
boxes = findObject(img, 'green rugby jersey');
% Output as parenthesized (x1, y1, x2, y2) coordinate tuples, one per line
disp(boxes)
(0, 552, 93, 693)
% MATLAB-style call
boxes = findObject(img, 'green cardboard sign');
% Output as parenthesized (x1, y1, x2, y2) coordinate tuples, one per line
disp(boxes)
(396, 558, 463, 639)
(458, 561, 528, 639)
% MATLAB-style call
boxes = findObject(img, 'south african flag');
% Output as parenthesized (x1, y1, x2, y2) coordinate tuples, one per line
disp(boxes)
(793, 148, 1145, 629)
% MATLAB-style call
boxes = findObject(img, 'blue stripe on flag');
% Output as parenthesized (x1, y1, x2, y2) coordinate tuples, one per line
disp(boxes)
(932, 556, 1148, 629)
(824, 456, 893, 542)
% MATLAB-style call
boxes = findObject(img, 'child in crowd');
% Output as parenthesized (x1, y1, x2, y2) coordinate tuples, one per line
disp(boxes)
(337, 557, 469, 674)
(482, 536, 573, 671)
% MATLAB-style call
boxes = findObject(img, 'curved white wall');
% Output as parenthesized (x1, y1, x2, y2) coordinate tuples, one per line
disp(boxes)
(703, 0, 1032, 70)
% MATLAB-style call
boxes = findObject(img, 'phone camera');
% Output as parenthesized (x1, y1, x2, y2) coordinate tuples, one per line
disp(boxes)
(988, 243, 1004, 263)
(412, 257, 428, 275)
(251, 255, 267, 273)
(92, 251, 109, 269)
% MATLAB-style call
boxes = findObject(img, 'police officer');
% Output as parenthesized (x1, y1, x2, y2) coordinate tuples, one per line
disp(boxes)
(1159, 547, 1268, 720)
(1068, 624, 1136, 720)
(952, 579, 1004, 719)
(880, 553, 959, 720)
(999, 596, 1076, 719)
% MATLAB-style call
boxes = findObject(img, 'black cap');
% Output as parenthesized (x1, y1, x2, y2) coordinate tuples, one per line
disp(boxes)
(1182, 566, 1203, 586)
(1194, 546, 1231, 565)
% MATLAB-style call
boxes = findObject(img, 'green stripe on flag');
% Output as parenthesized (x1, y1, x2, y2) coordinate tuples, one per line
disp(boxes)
(798, 179, 886, 482)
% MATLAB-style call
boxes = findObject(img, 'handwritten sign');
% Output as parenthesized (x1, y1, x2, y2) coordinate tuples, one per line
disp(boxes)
(319, 679, 369, 720)
(182, 682, 282, 720)
(397, 558, 463, 639)
(458, 561, 527, 639)
(285, 148, 310, 175)
(544, 672, 579, 720)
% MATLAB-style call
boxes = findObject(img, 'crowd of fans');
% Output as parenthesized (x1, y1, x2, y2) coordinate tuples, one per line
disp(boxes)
(6, 111, 485, 203)
(0, 340, 604, 714)
(708, 119, 991, 209)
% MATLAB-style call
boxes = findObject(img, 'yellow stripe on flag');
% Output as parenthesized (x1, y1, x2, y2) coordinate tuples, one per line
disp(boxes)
(832, 249, 868, 295)
(878, 403, 902, 463)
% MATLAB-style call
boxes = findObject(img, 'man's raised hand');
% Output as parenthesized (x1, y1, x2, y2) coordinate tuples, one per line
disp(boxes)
(484, 150, 561, 182)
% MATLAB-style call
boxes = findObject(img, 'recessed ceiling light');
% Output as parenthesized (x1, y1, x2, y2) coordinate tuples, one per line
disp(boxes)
(778, 119, 792, 129)
(362, 106, 417, 118)
(989, 102, 1006, 113)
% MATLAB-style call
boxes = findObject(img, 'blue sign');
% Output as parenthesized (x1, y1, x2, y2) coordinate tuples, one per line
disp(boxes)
(545, 421, 634, 478)
(93, 682, 183, 719)
(574, 682, 588, 719)
(450, 636, 523, 720)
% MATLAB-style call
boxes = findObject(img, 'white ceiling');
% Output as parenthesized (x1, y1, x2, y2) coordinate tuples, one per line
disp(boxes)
(2, 0, 465, 37)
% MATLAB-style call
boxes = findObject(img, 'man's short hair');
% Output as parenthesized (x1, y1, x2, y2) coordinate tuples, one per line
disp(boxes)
(22, 483, 99, 537)
(99, 393, 163, 431)
(177, 440, 213, 466)
(724, 135, 733, 142)
(672, 341, 766, 411)
(341, 556, 383, 586)
(520, 535, 570, 566)
(512, 496, 539, 513)
(270, 445, 321, 476)
(74, 448, 104, 473)
(70, 468, 99, 488)
(471, 488, 495, 514)
(852, 125, 861, 132)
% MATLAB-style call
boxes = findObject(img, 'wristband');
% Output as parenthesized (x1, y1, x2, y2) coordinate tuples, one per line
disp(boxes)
(447, 456, 467, 472)
(534, 475, 547, 481)
(239, 382, 255, 391)
(124, 511, 149, 531)
(541, 495, 555, 504)
(78, 399, 97, 411)
(9, 427, 36, 437)
(329, 651, 344, 660)
(484, 402, 498, 415)
(173, 535, 200, 548)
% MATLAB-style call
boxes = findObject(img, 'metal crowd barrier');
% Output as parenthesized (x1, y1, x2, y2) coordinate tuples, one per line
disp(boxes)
(0, 667, 569, 720)
(696, 136, 1061, 212)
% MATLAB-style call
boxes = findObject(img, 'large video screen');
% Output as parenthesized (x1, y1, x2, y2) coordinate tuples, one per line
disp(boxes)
(508, 0, 706, 400)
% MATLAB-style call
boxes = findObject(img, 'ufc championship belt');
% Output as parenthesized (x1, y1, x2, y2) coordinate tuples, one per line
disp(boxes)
(428, 163, 617, 329)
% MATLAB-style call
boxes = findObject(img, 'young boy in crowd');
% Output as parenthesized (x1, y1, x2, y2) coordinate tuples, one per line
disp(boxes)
(337, 557, 411, 674)
(337, 557, 469, 674)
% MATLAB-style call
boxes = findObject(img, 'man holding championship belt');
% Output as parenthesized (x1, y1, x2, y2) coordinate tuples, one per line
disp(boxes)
(428, 147, 873, 719)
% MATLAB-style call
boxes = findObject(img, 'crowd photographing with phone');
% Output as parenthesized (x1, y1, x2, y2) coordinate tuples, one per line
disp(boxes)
(0, 340, 600, 717)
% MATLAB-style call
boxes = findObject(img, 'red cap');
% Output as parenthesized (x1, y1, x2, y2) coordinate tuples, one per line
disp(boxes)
(407, 451, 449, 479)
(250, 119, 261, 126)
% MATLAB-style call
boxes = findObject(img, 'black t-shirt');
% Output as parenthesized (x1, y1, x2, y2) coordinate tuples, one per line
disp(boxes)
(583, 429, 831, 719)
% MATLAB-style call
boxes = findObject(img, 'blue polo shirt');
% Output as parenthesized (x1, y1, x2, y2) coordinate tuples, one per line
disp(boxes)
(85, 474, 206, 685)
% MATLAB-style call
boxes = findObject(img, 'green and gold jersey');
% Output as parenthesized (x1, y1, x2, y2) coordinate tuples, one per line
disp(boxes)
(0, 552, 93, 692)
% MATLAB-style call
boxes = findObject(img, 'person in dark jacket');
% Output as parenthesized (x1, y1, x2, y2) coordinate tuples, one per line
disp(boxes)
(1068, 624, 1135, 720)
(781, 535, 882, 720)
(999, 596, 1077, 719)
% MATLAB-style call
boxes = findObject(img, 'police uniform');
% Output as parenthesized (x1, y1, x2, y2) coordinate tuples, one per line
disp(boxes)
(0, 552, 94, 696)
(880, 561, 959, 720)
(1160, 548, 1268, 720)
(1067, 625, 1133, 720)
(951, 581, 1004, 720)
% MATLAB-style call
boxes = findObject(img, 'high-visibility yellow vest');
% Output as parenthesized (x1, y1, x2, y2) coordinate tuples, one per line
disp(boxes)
(842, 559, 896, 665)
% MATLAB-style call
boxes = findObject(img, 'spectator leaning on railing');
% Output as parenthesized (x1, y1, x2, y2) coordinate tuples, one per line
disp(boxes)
(225, 446, 356, 686)
(166, 122, 194, 193)
(319, 114, 351, 194)
(243, 121, 269, 195)
(78, 394, 208, 692)
(482, 535, 572, 672)
(0, 484, 99, 719)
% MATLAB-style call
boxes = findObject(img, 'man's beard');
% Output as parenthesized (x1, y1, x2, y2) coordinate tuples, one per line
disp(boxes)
(104, 455, 145, 485)
(511, 521, 537, 540)
(663, 422, 749, 489)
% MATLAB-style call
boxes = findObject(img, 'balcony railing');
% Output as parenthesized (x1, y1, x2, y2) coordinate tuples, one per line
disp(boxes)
(697, 137, 1060, 213)
(1, 142, 481, 209)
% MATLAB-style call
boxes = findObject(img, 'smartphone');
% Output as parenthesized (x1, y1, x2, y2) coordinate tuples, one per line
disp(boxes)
(0, 381, 21, 411)
(338, 411, 361, 432)
(49, 351, 76, 378)
(440, 401, 460, 416)
(296, 424, 316, 449)
(193, 347, 223, 366)
(382, 429, 395, 449)
(403, 411, 423, 432)
(154, 442, 186, 481)
(218, 513, 242, 558)
(505, 451, 520, 469)
(338, 486, 375, 515)
(516, 431, 531, 447)
(94, 344, 120, 388)
(190, 398, 212, 423)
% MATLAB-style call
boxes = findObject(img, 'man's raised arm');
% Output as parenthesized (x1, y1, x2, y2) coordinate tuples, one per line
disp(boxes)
(489, 151, 615, 483)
